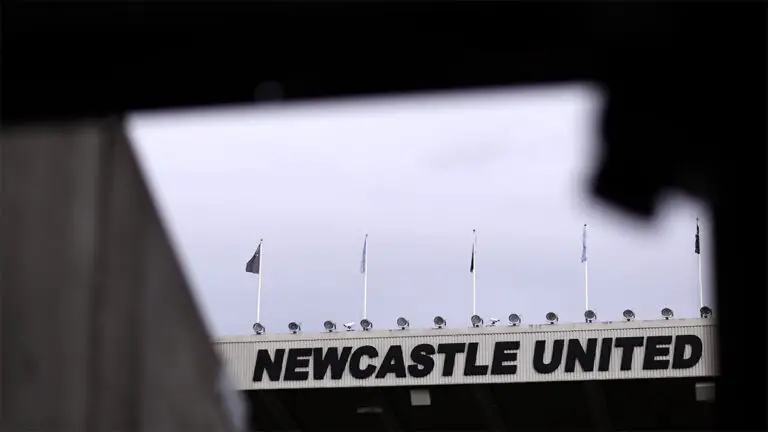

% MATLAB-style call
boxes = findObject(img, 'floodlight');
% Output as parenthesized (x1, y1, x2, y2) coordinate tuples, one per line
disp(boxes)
(661, 307, 674, 319)
(487, 318, 500, 327)
(545, 312, 558, 324)
(508, 313, 522, 326)
(584, 309, 597, 323)
(252, 322, 266, 335)
(360, 318, 373, 331)
(396, 317, 410, 330)
(470, 314, 484, 328)
(623, 309, 636, 321)
(288, 322, 301, 334)
(433, 316, 447, 328)
(323, 320, 337, 332)
(700, 306, 713, 319)
(343, 322, 356, 331)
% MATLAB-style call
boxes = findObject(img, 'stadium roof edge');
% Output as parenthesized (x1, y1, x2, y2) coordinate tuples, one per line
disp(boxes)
(213, 318, 714, 344)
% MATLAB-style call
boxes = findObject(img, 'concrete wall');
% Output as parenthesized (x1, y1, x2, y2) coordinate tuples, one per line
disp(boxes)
(1, 119, 244, 432)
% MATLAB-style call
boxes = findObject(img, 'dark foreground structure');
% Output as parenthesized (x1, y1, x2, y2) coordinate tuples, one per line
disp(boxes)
(3, 4, 764, 431)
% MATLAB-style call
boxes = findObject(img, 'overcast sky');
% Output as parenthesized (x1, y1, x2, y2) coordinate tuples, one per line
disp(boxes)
(127, 84, 713, 337)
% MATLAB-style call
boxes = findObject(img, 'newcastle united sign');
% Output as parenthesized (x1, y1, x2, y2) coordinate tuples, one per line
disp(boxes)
(214, 320, 716, 390)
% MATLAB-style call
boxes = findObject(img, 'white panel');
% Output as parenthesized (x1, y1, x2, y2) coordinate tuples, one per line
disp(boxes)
(214, 318, 717, 390)
(410, 389, 431, 406)
(695, 382, 716, 402)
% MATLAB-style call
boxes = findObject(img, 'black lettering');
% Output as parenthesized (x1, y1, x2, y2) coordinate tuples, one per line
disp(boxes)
(615, 337, 644, 371)
(437, 343, 466, 377)
(408, 344, 436, 378)
(598, 338, 613, 371)
(253, 349, 285, 382)
(564, 338, 598, 373)
(284, 348, 312, 381)
(376, 345, 407, 378)
(490, 341, 519, 375)
(313, 347, 352, 380)
(643, 336, 672, 370)
(349, 345, 379, 379)
(463, 343, 489, 376)
(533, 340, 563, 374)
(672, 335, 703, 369)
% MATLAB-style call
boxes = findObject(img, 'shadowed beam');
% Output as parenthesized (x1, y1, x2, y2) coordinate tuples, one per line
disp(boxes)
(254, 391, 301, 432)
(471, 385, 507, 432)
(245, 392, 263, 432)
(374, 388, 403, 432)
(582, 381, 613, 432)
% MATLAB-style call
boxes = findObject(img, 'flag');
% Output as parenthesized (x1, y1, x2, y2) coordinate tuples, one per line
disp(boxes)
(245, 242, 262, 274)
(695, 219, 701, 255)
(470, 230, 476, 273)
(360, 235, 368, 274)
(581, 224, 588, 263)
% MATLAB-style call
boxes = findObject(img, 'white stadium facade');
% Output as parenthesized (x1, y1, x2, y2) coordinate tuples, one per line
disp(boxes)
(215, 316, 717, 432)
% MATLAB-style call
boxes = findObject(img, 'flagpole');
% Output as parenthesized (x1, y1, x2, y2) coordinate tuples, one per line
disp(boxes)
(696, 218, 704, 308)
(584, 260, 589, 311)
(472, 229, 477, 316)
(256, 239, 263, 324)
(698, 252, 703, 308)
(582, 224, 589, 311)
(363, 234, 369, 319)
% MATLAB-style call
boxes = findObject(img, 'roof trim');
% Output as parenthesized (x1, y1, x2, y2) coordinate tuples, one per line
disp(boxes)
(214, 318, 715, 344)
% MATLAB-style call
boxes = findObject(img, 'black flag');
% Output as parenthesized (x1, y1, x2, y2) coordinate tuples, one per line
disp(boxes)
(694, 219, 701, 255)
(470, 230, 475, 273)
(246, 242, 262, 274)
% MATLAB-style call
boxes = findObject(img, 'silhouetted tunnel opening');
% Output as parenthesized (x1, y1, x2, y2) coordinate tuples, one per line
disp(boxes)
(245, 377, 714, 432)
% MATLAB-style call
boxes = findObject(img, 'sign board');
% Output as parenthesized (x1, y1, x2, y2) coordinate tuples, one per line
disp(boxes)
(215, 320, 716, 390)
